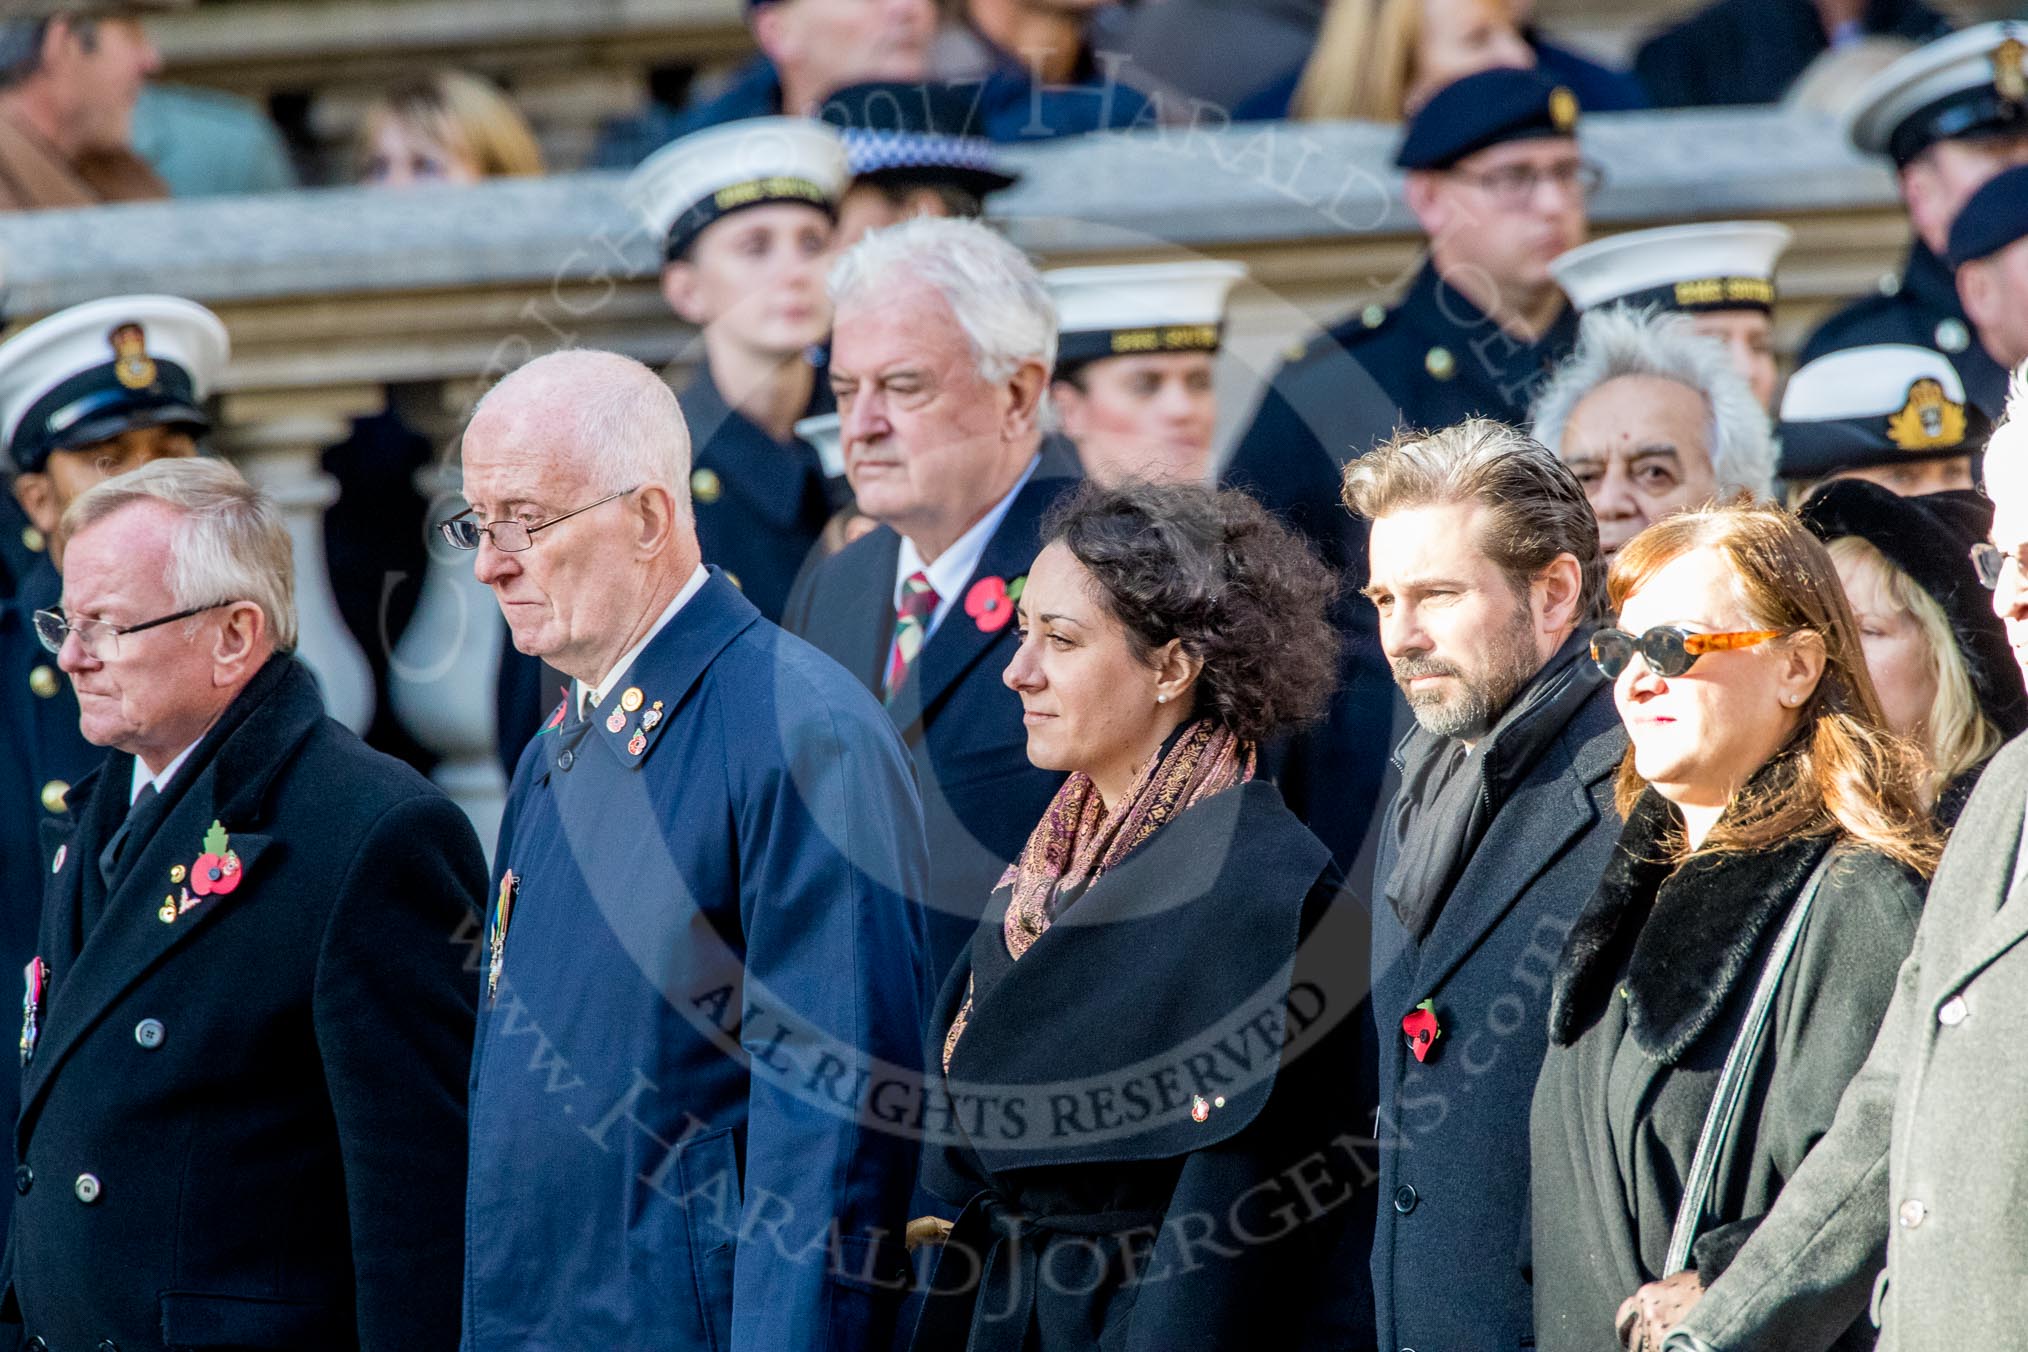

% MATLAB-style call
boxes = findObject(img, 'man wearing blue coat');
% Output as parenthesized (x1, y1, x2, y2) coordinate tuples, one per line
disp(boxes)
(455, 350, 933, 1351)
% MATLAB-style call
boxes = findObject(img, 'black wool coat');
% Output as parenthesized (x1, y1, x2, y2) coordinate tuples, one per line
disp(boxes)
(3, 655, 485, 1352)
(1530, 792, 1925, 1352)
(910, 782, 1374, 1352)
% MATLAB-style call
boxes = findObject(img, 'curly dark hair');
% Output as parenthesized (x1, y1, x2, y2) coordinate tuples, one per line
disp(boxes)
(1041, 480, 1341, 743)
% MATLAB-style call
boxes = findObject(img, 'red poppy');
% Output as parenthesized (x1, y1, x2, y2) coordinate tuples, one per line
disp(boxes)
(190, 851, 243, 897)
(1402, 1000, 1441, 1064)
(966, 576, 1014, 633)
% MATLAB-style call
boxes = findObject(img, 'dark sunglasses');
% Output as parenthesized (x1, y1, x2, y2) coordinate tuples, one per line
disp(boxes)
(1590, 625, 1790, 680)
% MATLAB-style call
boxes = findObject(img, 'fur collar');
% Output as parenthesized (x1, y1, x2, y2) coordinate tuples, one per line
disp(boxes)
(1547, 788, 1834, 1064)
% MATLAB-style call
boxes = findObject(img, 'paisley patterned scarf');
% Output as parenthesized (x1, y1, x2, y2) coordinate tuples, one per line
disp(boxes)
(942, 719, 1255, 1071)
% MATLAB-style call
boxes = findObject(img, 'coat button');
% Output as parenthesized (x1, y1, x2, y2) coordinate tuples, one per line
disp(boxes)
(14, 1164, 31, 1195)
(134, 1018, 165, 1049)
(40, 780, 69, 814)
(1938, 996, 1967, 1027)
(557, 749, 574, 772)
(1393, 1184, 1419, 1215)
(98, 1341, 121, 1352)
(1897, 1198, 1927, 1228)
(25, 1337, 47, 1352)
(28, 664, 59, 699)
(74, 1172, 101, 1204)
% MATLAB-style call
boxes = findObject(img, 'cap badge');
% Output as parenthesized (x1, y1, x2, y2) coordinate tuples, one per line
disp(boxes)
(109, 323, 158, 391)
(1548, 86, 1579, 134)
(1885, 378, 1966, 452)
(1995, 37, 2026, 106)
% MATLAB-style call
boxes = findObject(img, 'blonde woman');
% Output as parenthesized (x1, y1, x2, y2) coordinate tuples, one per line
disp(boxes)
(1801, 479, 2026, 822)
(1532, 501, 1940, 1352)
(356, 70, 545, 186)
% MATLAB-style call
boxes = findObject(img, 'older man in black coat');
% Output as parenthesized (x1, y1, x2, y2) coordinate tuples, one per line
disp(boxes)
(2, 458, 482, 1352)
(1345, 419, 1626, 1352)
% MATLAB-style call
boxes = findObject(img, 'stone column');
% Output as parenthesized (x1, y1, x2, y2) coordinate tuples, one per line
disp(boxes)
(384, 380, 510, 859)
(218, 388, 380, 734)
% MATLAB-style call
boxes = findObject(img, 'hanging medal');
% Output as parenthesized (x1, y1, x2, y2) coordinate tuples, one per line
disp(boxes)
(20, 957, 46, 1066)
(488, 870, 518, 1005)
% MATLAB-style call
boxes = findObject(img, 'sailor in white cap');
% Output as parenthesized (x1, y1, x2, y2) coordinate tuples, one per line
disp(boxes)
(1800, 22, 2028, 417)
(1045, 259, 1248, 485)
(624, 115, 850, 621)
(0, 291, 226, 1249)
(1550, 220, 1793, 410)
(1777, 342, 1987, 502)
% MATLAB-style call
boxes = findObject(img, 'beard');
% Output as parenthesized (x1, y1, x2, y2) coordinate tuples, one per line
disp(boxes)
(1392, 601, 1542, 741)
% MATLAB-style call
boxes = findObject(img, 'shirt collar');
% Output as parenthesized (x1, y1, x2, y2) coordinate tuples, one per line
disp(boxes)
(576, 563, 710, 717)
(131, 739, 200, 806)
(893, 453, 1039, 625)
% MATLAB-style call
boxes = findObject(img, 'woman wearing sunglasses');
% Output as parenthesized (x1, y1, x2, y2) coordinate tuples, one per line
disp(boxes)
(1530, 501, 1941, 1352)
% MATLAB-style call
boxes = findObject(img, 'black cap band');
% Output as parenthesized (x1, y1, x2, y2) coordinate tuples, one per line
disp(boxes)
(1888, 88, 2028, 166)
(1607, 276, 1776, 314)
(1055, 323, 1223, 376)
(664, 176, 835, 260)
(10, 358, 205, 475)
(1778, 402, 1991, 479)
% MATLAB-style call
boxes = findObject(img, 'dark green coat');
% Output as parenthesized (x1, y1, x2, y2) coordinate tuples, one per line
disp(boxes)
(1530, 791, 1924, 1352)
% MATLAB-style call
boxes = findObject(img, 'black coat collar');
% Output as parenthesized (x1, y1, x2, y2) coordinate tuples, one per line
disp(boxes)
(680, 361, 834, 530)
(1547, 788, 1835, 1064)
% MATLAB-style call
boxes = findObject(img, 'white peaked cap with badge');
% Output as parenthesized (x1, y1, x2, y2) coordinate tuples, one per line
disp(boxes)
(1781, 343, 1968, 421)
(0, 294, 229, 476)
(1550, 222, 1794, 313)
(1847, 21, 2028, 161)
(1045, 260, 1249, 371)
(628, 116, 849, 259)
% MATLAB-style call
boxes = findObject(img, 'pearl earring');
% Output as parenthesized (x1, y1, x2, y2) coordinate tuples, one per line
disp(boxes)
(1156, 694, 1169, 704)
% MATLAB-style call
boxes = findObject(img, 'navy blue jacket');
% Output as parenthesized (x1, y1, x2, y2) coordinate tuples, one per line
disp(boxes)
(464, 570, 932, 1352)
(0, 529, 97, 1252)
(1635, 0, 1948, 108)
(1801, 238, 2010, 419)
(682, 362, 839, 624)
(1367, 667, 1625, 1352)
(6, 655, 482, 1351)
(781, 446, 1079, 990)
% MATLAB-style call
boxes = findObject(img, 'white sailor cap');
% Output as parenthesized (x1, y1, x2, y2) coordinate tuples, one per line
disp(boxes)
(794, 411, 844, 480)
(628, 116, 849, 261)
(0, 295, 228, 477)
(1550, 221, 1793, 315)
(1777, 343, 1989, 479)
(1045, 261, 1249, 376)
(1848, 21, 2028, 164)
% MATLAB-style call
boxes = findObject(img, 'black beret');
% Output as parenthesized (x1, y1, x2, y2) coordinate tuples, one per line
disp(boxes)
(1395, 68, 1580, 171)
(1948, 162, 2028, 269)
(1799, 480, 2028, 739)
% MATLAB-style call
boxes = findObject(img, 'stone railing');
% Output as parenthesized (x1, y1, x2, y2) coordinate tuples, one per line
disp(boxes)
(0, 107, 1909, 848)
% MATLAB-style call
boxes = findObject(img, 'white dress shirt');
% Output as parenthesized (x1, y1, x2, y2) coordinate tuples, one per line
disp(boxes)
(892, 454, 1038, 639)
(575, 563, 710, 717)
(131, 740, 200, 806)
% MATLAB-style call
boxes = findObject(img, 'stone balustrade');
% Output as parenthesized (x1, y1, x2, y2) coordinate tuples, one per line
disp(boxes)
(0, 108, 1911, 845)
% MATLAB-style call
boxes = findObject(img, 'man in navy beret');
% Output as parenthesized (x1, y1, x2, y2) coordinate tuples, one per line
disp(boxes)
(1952, 162, 2028, 378)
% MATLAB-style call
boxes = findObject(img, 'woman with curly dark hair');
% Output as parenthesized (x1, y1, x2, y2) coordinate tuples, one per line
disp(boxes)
(908, 479, 1368, 1351)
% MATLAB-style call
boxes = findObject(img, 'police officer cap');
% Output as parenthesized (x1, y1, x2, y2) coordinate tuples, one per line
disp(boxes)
(1551, 221, 1792, 315)
(0, 294, 227, 478)
(1777, 344, 1989, 480)
(1395, 68, 1581, 172)
(818, 81, 1020, 198)
(629, 116, 848, 261)
(1946, 162, 2028, 270)
(1848, 22, 2028, 165)
(1045, 260, 1248, 377)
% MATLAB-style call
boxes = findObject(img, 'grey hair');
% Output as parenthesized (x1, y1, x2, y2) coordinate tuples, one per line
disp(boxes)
(469, 349, 694, 522)
(59, 457, 298, 652)
(1985, 360, 2028, 487)
(828, 215, 1057, 382)
(1530, 304, 1776, 500)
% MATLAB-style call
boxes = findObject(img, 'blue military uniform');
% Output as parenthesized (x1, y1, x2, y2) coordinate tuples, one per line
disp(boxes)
(1801, 22, 2028, 418)
(681, 360, 839, 622)
(465, 570, 931, 1352)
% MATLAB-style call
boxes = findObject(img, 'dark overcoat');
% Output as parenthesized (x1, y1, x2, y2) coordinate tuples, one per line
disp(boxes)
(464, 571, 932, 1352)
(3, 655, 484, 1351)
(911, 782, 1373, 1351)
(1799, 241, 2009, 419)
(1367, 674, 1625, 1352)
(781, 446, 1079, 986)
(1531, 793, 1924, 1352)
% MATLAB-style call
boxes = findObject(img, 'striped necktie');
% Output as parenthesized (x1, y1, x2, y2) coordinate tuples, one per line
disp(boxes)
(885, 571, 940, 699)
